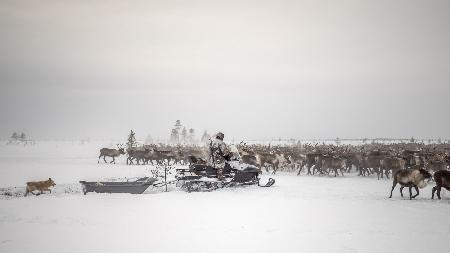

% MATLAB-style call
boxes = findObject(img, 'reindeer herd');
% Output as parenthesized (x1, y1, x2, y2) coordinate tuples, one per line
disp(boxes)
(98, 142, 450, 199)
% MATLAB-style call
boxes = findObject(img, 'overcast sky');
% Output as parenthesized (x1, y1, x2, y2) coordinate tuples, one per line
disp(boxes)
(0, 0, 449, 141)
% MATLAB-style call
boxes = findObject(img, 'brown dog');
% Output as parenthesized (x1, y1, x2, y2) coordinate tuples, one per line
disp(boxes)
(25, 178, 56, 196)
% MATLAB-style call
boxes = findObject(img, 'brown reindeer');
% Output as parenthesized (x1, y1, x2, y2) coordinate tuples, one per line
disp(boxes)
(343, 152, 363, 173)
(425, 157, 448, 174)
(187, 155, 207, 165)
(286, 153, 306, 173)
(126, 147, 149, 165)
(253, 152, 282, 174)
(237, 142, 287, 174)
(431, 170, 450, 200)
(389, 168, 432, 200)
(98, 144, 125, 164)
(361, 151, 388, 179)
(321, 156, 347, 177)
(237, 142, 262, 169)
(380, 157, 406, 179)
(299, 152, 322, 175)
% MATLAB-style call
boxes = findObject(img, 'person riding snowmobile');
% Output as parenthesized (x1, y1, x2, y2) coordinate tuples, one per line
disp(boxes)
(208, 132, 232, 180)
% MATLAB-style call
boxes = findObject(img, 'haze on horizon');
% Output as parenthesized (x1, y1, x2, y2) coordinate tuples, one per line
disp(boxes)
(1, 0, 449, 141)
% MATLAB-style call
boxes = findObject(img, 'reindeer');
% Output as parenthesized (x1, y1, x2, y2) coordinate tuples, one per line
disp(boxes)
(380, 156, 406, 179)
(309, 145, 340, 175)
(389, 168, 432, 200)
(401, 149, 420, 169)
(321, 156, 347, 177)
(98, 144, 125, 164)
(183, 147, 208, 166)
(285, 152, 306, 173)
(240, 154, 260, 167)
(142, 148, 160, 165)
(247, 148, 287, 174)
(172, 148, 188, 165)
(297, 143, 326, 175)
(153, 149, 177, 164)
(361, 150, 389, 179)
(237, 142, 260, 168)
(237, 142, 287, 173)
(187, 155, 207, 165)
(425, 154, 448, 174)
(299, 152, 321, 175)
(340, 146, 363, 173)
(126, 147, 149, 165)
(259, 152, 288, 174)
(432, 170, 450, 200)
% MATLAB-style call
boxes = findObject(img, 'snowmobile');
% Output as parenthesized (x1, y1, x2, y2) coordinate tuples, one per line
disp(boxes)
(175, 161, 275, 192)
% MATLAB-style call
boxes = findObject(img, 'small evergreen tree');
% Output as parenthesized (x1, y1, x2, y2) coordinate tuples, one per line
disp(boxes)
(174, 120, 182, 130)
(201, 130, 210, 143)
(127, 130, 137, 149)
(20, 132, 26, 141)
(335, 137, 341, 146)
(11, 132, 18, 140)
(181, 127, 187, 143)
(170, 128, 179, 143)
(188, 128, 195, 143)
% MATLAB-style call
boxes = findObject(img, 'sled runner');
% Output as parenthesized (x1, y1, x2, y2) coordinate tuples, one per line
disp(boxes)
(175, 162, 275, 192)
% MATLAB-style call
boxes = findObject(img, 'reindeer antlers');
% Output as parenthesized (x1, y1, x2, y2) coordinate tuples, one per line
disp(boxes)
(239, 141, 249, 147)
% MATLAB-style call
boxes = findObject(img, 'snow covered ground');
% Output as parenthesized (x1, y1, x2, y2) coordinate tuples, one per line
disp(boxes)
(0, 141, 449, 253)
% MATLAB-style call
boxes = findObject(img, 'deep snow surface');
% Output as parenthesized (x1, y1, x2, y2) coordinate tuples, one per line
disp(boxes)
(0, 141, 449, 253)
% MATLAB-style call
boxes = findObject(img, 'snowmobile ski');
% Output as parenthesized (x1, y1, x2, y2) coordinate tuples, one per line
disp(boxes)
(258, 178, 276, 187)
